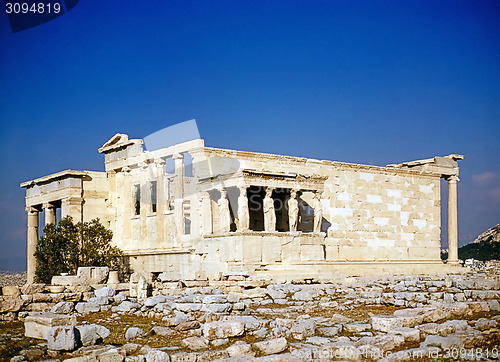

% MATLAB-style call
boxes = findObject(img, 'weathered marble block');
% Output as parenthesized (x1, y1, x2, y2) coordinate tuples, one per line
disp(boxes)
(24, 312, 77, 340)
(51, 275, 87, 286)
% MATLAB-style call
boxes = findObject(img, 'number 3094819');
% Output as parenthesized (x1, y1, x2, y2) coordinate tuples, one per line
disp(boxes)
(5, 2, 61, 14)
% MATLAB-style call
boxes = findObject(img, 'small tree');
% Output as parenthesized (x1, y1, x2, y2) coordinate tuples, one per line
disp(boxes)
(35, 216, 123, 283)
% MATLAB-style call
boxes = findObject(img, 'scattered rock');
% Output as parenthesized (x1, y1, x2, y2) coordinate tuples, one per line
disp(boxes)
(48, 325, 77, 351)
(125, 327, 145, 339)
(203, 321, 245, 340)
(253, 337, 288, 356)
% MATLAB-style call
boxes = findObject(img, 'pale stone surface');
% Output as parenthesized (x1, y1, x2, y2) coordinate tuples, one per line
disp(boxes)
(202, 321, 245, 340)
(227, 341, 253, 357)
(0, 296, 23, 313)
(2, 286, 21, 296)
(48, 325, 77, 351)
(389, 327, 420, 342)
(125, 327, 145, 339)
(253, 337, 288, 355)
(52, 275, 87, 286)
(50, 301, 74, 314)
(78, 267, 110, 284)
(25, 312, 77, 340)
(145, 349, 170, 362)
(95, 286, 115, 298)
(137, 276, 150, 303)
(370, 315, 404, 332)
(181, 336, 208, 350)
(76, 324, 110, 346)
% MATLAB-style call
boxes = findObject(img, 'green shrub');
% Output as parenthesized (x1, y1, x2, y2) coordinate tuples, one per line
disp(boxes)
(35, 216, 123, 283)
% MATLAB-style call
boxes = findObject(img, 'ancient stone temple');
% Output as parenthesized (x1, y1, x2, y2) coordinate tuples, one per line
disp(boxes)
(21, 133, 464, 283)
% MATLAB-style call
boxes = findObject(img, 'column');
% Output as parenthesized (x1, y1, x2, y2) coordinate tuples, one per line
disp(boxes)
(122, 166, 132, 246)
(237, 186, 249, 231)
(201, 191, 212, 235)
(156, 159, 166, 243)
(172, 153, 184, 199)
(139, 163, 149, 247)
(173, 153, 184, 238)
(288, 189, 299, 232)
(447, 175, 460, 265)
(313, 191, 323, 233)
(26, 206, 39, 284)
(219, 188, 231, 233)
(263, 187, 276, 232)
(107, 170, 117, 234)
(43, 203, 56, 226)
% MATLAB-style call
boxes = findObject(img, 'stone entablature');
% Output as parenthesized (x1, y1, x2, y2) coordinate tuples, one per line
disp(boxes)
(21, 133, 464, 282)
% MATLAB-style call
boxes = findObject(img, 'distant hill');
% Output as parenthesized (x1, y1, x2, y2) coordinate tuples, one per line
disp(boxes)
(459, 223, 500, 261)
(472, 224, 500, 244)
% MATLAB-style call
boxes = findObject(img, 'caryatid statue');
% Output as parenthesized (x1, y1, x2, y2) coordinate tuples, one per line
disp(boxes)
(218, 188, 231, 233)
(237, 186, 249, 231)
(263, 187, 276, 232)
(313, 191, 323, 233)
(288, 189, 299, 232)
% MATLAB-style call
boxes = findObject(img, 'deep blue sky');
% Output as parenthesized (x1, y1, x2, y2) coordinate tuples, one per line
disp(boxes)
(1, 1, 499, 271)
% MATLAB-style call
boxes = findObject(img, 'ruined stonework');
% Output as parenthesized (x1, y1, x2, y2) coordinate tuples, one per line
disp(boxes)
(21, 133, 464, 283)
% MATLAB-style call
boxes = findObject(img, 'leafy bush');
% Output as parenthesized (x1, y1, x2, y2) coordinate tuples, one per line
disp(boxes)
(458, 241, 500, 261)
(35, 216, 123, 283)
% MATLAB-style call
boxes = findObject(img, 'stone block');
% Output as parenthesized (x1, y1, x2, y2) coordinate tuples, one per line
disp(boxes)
(290, 320, 316, 340)
(50, 301, 74, 314)
(48, 325, 77, 351)
(75, 302, 101, 314)
(145, 349, 170, 361)
(125, 327, 145, 339)
(389, 327, 420, 342)
(371, 315, 404, 332)
(76, 324, 110, 346)
(253, 337, 288, 356)
(95, 286, 115, 298)
(21, 283, 46, 295)
(181, 336, 208, 350)
(202, 321, 245, 340)
(77, 267, 109, 285)
(344, 323, 371, 333)
(0, 296, 23, 312)
(420, 334, 465, 350)
(158, 272, 182, 282)
(25, 312, 77, 340)
(2, 286, 21, 296)
(52, 275, 87, 286)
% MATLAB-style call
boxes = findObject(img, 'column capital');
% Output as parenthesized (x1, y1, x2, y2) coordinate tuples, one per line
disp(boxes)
(172, 153, 184, 160)
(155, 158, 166, 166)
(26, 206, 39, 213)
(446, 175, 460, 183)
(121, 166, 131, 173)
(43, 202, 56, 210)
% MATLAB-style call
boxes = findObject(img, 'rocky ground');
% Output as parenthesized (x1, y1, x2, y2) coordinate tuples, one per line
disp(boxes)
(1, 264, 499, 361)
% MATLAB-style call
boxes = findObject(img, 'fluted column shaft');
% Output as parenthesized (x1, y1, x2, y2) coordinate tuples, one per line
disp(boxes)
(44, 203, 56, 226)
(156, 160, 166, 243)
(173, 153, 185, 238)
(447, 175, 459, 265)
(26, 207, 39, 284)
